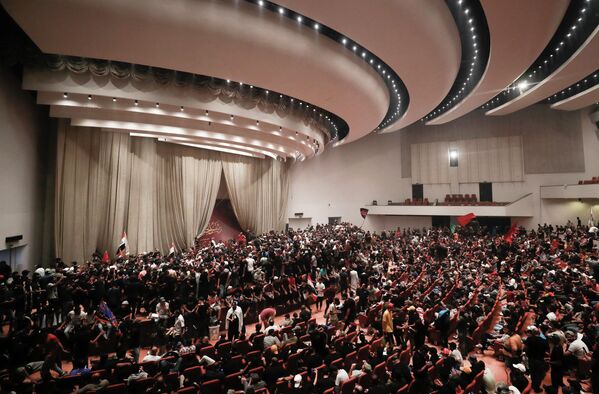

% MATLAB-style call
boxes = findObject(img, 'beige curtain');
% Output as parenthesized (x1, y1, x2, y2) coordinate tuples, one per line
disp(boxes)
(55, 121, 222, 262)
(222, 154, 289, 234)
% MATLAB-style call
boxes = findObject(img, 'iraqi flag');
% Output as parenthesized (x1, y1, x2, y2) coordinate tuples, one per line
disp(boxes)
(504, 223, 518, 244)
(168, 242, 176, 257)
(360, 208, 369, 219)
(116, 232, 129, 257)
(457, 213, 476, 227)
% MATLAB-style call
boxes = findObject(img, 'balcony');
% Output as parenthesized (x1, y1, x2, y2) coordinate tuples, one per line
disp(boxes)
(366, 194, 534, 217)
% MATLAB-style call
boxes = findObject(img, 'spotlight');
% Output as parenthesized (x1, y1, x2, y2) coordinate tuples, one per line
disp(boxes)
(112, 97, 117, 102)
(180, 106, 184, 111)
(258, 0, 264, 6)
(155, 103, 160, 108)
(517, 81, 529, 91)
(205, 110, 209, 116)
(314, 23, 319, 30)
(63, 92, 68, 98)
(134, 100, 138, 106)
(88, 95, 92, 100)
(278, 7, 284, 14)
(297, 15, 302, 22)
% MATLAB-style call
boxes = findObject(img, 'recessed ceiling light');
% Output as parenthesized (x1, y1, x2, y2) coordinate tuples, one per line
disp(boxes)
(180, 106, 184, 111)
(342, 38, 347, 45)
(278, 7, 284, 14)
(258, 0, 264, 6)
(314, 23, 319, 30)
(297, 15, 302, 22)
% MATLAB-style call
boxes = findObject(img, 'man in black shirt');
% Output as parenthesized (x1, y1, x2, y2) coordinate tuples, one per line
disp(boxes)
(524, 326, 548, 393)
(342, 292, 357, 326)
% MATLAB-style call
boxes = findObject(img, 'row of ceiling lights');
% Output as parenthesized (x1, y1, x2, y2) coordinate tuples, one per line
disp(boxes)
(64, 92, 322, 148)
(546, 70, 599, 104)
(249, 0, 407, 132)
(422, 0, 489, 122)
(482, 0, 596, 111)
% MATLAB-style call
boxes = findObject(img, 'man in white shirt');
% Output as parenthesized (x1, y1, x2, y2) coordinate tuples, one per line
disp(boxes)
(349, 269, 360, 291)
(565, 331, 589, 359)
(333, 366, 349, 387)
(142, 347, 162, 362)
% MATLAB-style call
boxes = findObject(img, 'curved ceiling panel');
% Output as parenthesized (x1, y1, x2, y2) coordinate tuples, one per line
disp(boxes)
(273, 0, 461, 133)
(428, 0, 569, 125)
(487, 26, 599, 115)
(484, 0, 599, 116)
(551, 81, 599, 111)
(1, 0, 389, 143)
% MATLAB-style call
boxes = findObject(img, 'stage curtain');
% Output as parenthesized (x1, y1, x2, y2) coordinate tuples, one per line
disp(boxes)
(222, 154, 289, 234)
(55, 121, 222, 262)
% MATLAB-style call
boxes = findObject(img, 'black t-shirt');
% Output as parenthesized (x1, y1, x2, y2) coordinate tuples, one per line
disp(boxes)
(343, 298, 356, 320)
(524, 335, 548, 360)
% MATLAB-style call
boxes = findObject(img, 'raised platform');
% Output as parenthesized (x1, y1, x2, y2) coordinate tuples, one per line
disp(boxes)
(366, 194, 533, 217)
(540, 183, 599, 199)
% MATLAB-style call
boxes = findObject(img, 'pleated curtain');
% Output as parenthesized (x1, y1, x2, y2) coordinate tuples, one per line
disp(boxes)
(55, 121, 290, 263)
(55, 121, 222, 263)
(222, 154, 289, 234)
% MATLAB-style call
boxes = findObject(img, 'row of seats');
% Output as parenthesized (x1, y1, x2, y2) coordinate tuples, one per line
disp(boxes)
(578, 176, 599, 184)
(445, 194, 477, 203)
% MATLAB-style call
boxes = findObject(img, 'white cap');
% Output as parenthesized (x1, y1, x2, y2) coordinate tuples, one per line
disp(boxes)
(293, 374, 302, 388)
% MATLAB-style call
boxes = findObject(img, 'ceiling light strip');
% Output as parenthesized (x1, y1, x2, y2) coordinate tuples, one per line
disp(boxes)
(422, 0, 490, 123)
(546, 69, 599, 104)
(247, 0, 409, 132)
(482, 0, 599, 111)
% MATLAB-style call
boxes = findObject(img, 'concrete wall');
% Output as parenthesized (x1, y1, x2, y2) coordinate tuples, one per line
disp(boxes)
(287, 105, 599, 231)
(0, 66, 52, 271)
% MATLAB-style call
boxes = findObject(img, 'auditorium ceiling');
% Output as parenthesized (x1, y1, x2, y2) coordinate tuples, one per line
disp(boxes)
(2, 0, 598, 159)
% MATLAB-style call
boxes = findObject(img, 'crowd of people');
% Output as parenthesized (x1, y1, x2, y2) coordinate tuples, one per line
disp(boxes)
(0, 221, 597, 394)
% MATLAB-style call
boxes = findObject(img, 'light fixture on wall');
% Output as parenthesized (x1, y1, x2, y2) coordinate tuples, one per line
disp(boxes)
(449, 148, 459, 167)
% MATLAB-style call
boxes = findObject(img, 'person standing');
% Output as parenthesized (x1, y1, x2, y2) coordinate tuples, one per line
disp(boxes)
(341, 291, 357, 326)
(225, 300, 244, 341)
(547, 334, 565, 392)
(523, 326, 548, 393)
(382, 303, 394, 345)
(315, 278, 325, 311)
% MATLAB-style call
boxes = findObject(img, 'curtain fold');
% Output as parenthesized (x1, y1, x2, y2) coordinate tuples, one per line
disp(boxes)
(222, 154, 289, 234)
(55, 122, 224, 262)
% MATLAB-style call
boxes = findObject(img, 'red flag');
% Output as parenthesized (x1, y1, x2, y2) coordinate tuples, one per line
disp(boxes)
(504, 223, 518, 244)
(102, 251, 110, 264)
(457, 213, 476, 227)
(550, 239, 559, 253)
(360, 208, 369, 219)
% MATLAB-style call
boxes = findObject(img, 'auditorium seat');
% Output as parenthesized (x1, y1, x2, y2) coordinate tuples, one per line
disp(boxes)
(200, 379, 221, 394)
(130, 377, 155, 394)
